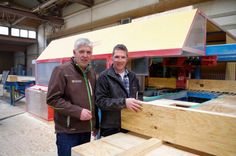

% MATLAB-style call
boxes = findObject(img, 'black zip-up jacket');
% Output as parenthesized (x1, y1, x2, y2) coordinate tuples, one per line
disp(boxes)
(47, 58, 97, 133)
(95, 65, 140, 129)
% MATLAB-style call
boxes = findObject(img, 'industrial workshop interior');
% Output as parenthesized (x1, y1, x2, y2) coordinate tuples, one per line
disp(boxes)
(0, 0, 236, 156)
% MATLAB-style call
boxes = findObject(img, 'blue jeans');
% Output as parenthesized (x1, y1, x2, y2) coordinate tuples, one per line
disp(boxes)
(56, 132, 91, 156)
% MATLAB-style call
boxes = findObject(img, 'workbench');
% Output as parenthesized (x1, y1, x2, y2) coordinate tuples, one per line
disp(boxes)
(4, 79, 35, 105)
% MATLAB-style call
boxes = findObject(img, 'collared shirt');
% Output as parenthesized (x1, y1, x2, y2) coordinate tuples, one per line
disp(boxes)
(117, 69, 130, 97)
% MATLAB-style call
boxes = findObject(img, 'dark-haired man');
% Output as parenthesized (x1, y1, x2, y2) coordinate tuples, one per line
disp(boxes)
(95, 44, 142, 137)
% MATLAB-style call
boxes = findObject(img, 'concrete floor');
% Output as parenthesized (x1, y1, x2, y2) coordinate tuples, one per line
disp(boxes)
(0, 93, 57, 156)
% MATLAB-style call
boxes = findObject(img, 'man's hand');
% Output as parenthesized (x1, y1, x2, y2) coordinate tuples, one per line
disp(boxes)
(80, 109, 92, 120)
(125, 98, 143, 112)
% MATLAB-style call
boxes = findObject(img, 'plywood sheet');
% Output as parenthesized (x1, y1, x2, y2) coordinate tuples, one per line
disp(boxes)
(72, 139, 123, 156)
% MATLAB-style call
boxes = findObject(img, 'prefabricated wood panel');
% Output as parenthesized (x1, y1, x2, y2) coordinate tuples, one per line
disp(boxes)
(121, 103, 236, 156)
(187, 79, 236, 93)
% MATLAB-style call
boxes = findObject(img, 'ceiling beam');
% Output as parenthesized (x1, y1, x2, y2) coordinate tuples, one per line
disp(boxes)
(0, 44, 26, 52)
(0, 5, 64, 25)
(12, 0, 57, 25)
(0, 35, 37, 45)
(68, 0, 94, 7)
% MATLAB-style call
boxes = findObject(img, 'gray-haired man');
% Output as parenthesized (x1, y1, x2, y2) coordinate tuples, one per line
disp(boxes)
(47, 38, 98, 156)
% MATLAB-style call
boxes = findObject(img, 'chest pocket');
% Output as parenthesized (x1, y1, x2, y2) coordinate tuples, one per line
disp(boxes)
(65, 74, 83, 92)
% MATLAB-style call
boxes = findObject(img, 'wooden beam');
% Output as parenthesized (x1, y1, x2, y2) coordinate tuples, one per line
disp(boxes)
(0, 44, 26, 52)
(121, 103, 236, 156)
(187, 79, 236, 93)
(0, 35, 37, 45)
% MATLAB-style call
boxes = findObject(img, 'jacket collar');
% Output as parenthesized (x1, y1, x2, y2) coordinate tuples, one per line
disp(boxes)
(107, 64, 132, 79)
(71, 57, 91, 75)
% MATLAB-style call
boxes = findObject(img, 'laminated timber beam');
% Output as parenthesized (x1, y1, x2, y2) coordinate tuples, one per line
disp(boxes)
(121, 102, 236, 156)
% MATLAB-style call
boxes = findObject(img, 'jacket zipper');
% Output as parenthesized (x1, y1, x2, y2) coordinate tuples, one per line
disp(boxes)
(83, 73, 93, 131)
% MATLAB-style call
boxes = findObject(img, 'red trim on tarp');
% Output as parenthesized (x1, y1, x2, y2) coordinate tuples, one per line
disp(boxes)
(36, 48, 182, 63)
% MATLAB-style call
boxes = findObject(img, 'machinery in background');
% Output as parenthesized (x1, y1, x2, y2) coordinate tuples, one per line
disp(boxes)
(1, 71, 35, 105)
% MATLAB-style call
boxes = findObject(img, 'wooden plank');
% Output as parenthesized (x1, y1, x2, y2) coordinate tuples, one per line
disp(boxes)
(148, 99, 199, 108)
(121, 102, 236, 156)
(187, 79, 236, 93)
(197, 95, 236, 115)
(72, 139, 124, 156)
(146, 77, 176, 89)
(101, 132, 147, 150)
(146, 145, 198, 156)
(116, 138, 162, 156)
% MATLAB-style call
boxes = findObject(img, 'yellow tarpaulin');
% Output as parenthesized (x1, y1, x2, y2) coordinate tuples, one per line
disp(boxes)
(37, 9, 198, 61)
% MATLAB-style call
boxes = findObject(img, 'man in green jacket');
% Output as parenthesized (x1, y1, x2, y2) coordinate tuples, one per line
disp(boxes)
(47, 38, 97, 156)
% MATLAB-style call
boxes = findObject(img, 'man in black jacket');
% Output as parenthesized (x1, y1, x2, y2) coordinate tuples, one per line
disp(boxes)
(95, 44, 142, 137)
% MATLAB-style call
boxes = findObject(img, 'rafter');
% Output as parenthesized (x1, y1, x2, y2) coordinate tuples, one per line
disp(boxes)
(68, 0, 94, 7)
(0, 5, 63, 25)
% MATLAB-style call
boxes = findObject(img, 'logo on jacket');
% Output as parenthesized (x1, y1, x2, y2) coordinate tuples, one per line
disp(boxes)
(72, 80, 82, 83)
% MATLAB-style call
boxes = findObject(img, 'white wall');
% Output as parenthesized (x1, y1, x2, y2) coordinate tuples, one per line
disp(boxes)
(62, 0, 159, 30)
(57, 0, 236, 38)
(26, 44, 38, 76)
